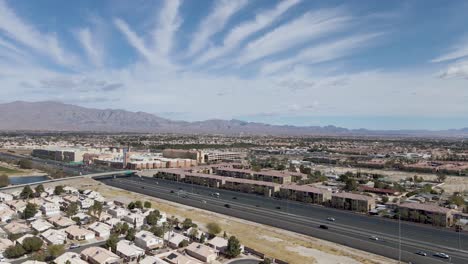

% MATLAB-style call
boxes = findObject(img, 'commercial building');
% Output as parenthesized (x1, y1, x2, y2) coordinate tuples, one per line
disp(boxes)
(204, 151, 246, 163)
(214, 168, 293, 184)
(330, 192, 376, 213)
(162, 149, 204, 163)
(398, 203, 454, 227)
(32, 148, 85, 163)
(279, 184, 332, 204)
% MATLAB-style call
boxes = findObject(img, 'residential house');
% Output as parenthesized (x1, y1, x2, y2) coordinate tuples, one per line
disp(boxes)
(0, 238, 13, 255)
(6, 200, 27, 213)
(140, 256, 170, 264)
(41, 229, 67, 245)
(134, 230, 163, 250)
(55, 252, 88, 264)
(88, 222, 112, 239)
(108, 207, 128, 219)
(398, 203, 454, 227)
(65, 225, 96, 241)
(79, 198, 94, 209)
(164, 252, 202, 264)
(105, 218, 122, 227)
(31, 219, 54, 232)
(3, 222, 30, 234)
(116, 240, 145, 263)
(163, 231, 190, 249)
(122, 213, 144, 228)
(41, 202, 61, 216)
(16, 234, 35, 246)
(207, 236, 243, 255)
(81, 246, 120, 264)
(48, 216, 75, 228)
(0, 204, 15, 222)
(330, 192, 376, 212)
(185, 242, 217, 263)
(0, 192, 13, 202)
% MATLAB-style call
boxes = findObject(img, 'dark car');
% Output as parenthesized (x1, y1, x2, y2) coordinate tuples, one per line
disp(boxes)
(275, 206, 281, 209)
(319, 225, 329, 229)
(170, 190, 175, 193)
(224, 204, 231, 208)
(232, 197, 237, 200)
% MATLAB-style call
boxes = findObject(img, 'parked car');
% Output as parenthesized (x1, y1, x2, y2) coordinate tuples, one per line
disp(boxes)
(69, 243, 80, 249)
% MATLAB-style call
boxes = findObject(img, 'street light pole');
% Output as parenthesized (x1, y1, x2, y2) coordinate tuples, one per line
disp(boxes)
(398, 205, 401, 263)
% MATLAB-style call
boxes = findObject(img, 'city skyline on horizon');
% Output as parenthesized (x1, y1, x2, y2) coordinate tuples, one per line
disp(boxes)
(0, 0, 468, 130)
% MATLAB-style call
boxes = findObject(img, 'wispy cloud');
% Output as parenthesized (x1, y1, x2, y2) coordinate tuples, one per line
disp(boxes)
(0, 0, 79, 67)
(236, 7, 350, 65)
(152, 0, 182, 62)
(187, 0, 248, 57)
(76, 28, 104, 67)
(261, 33, 382, 75)
(194, 0, 301, 65)
(114, 18, 153, 62)
(432, 37, 468, 63)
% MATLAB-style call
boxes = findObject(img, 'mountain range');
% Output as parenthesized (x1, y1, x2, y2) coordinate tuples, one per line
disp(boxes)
(0, 101, 467, 137)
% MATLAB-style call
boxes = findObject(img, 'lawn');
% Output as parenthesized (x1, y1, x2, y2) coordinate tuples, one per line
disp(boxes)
(0, 165, 21, 174)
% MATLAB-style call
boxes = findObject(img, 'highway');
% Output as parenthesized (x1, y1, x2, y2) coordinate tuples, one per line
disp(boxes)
(97, 175, 468, 264)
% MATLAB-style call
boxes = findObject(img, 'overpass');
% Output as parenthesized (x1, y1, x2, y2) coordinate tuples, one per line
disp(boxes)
(0, 170, 137, 191)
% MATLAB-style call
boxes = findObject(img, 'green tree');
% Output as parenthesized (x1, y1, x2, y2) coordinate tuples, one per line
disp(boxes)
(31, 251, 46, 261)
(344, 179, 358, 191)
(23, 203, 38, 219)
(150, 225, 164, 237)
(382, 196, 389, 203)
(18, 159, 33, 169)
(105, 234, 119, 253)
(127, 202, 136, 210)
(189, 228, 199, 239)
(449, 193, 466, 207)
(178, 239, 189, 248)
(47, 244, 65, 259)
(206, 222, 222, 237)
(225, 236, 242, 258)
(223, 231, 227, 239)
(89, 200, 103, 218)
(436, 173, 447, 183)
(22, 236, 43, 252)
(4, 244, 26, 258)
(135, 200, 143, 209)
(0, 174, 9, 187)
(200, 233, 206, 243)
(125, 228, 136, 241)
(260, 258, 272, 264)
(66, 202, 79, 217)
(146, 210, 161, 226)
(20, 185, 34, 199)
(144, 201, 152, 208)
(54, 185, 65, 195)
(182, 218, 194, 229)
(35, 184, 45, 196)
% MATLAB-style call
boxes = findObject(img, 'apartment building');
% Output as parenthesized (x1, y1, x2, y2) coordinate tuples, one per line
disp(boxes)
(215, 168, 293, 184)
(279, 184, 332, 204)
(330, 192, 376, 213)
(223, 177, 280, 197)
(184, 172, 226, 188)
(398, 203, 454, 227)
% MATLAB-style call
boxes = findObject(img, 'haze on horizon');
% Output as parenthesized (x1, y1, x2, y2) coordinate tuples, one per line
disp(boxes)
(0, 0, 467, 130)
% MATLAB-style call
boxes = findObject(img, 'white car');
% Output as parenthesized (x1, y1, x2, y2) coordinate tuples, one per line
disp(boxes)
(434, 252, 450, 259)
(369, 236, 379, 241)
(326, 217, 336, 222)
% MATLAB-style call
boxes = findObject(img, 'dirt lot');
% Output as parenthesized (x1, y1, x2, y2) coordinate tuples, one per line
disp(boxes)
(34, 177, 397, 264)
(316, 165, 468, 194)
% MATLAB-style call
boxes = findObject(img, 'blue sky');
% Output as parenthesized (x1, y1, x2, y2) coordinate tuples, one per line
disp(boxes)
(0, 0, 467, 130)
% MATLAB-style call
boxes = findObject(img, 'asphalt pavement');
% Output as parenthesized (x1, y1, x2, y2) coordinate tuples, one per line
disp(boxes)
(97, 175, 468, 264)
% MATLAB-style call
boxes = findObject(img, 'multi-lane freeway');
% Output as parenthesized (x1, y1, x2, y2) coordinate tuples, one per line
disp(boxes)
(97, 175, 468, 264)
